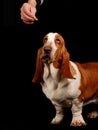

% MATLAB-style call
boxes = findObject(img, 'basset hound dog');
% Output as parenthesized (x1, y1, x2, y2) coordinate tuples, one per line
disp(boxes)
(32, 32, 98, 126)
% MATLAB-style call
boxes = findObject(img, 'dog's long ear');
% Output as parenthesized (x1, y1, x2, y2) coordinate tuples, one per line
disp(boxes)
(32, 47, 43, 83)
(53, 46, 75, 79)
(61, 47, 75, 79)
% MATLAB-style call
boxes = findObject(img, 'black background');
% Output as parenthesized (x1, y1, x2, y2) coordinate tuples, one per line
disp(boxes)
(2, 0, 98, 130)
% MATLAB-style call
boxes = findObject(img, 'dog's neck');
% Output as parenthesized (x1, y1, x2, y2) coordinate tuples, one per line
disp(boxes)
(43, 63, 61, 82)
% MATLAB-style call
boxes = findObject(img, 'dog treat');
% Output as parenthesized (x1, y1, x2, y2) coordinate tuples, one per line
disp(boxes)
(34, 16, 38, 21)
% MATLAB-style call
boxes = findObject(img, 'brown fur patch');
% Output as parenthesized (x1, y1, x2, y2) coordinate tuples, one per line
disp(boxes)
(75, 62, 98, 103)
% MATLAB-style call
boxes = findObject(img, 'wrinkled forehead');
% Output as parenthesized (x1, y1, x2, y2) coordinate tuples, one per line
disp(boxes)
(46, 32, 58, 42)
(43, 32, 65, 49)
(47, 33, 58, 42)
(43, 32, 64, 43)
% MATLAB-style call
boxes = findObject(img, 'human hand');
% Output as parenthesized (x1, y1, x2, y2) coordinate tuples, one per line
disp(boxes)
(20, 3, 38, 24)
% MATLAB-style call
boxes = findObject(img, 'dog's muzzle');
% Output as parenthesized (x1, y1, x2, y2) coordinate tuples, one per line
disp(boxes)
(41, 46, 52, 63)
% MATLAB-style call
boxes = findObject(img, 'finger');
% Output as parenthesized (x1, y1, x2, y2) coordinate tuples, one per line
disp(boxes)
(23, 6, 36, 18)
(21, 11, 35, 22)
(23, 20, 34, 24)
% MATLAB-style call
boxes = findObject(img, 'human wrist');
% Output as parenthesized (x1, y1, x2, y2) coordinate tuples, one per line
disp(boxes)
(28, 0, 37, 7)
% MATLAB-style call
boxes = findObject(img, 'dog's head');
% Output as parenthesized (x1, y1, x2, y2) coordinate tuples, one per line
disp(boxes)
(32, 32, 75, 83)
(41, 32, 65, 64)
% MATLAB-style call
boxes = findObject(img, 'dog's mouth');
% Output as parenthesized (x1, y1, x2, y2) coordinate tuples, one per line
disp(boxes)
(41, 53, 52, 63)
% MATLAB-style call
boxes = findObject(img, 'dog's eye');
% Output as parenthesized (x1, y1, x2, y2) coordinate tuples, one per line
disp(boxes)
(43, 37, 48, 43)
(55, 39, 61, 44)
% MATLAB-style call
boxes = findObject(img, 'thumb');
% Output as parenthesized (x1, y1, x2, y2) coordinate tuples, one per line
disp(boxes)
(30, 7, 38, 20)
(30, 6, 36, 16)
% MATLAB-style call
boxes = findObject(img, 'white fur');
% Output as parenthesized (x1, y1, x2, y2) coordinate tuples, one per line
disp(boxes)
(39, 33, 97, 126)
(41, 61, 86, 126)
(45, 33, 58, 61)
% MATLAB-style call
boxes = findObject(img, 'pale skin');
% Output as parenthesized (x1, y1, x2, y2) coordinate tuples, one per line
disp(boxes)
(20, 0, 38, 24)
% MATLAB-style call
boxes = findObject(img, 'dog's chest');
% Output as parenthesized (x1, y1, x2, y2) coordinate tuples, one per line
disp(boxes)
(41, 63, 81, 107)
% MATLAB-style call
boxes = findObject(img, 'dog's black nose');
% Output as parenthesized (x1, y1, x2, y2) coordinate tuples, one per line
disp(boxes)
(44, 46, 51, 54)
